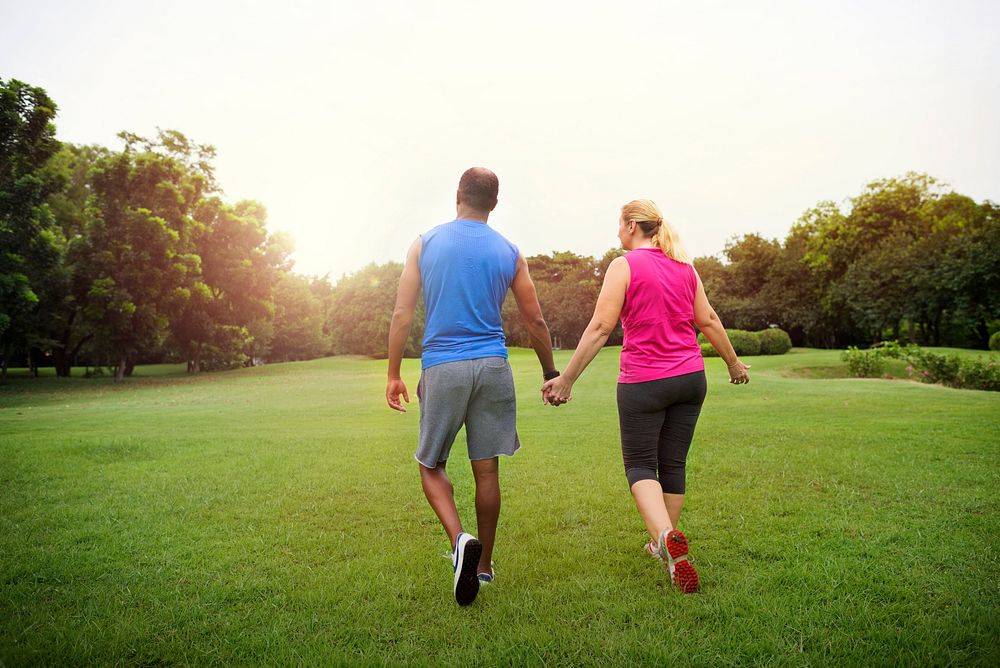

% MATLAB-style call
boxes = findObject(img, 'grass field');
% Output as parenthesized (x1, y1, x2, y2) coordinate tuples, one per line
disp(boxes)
(2, 348, 998, 666)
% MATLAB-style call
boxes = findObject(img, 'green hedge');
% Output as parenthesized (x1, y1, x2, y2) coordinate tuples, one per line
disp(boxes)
(698, 328, 792, 357)
(757, 328, 793, 355)
(728, 330, 761, 356)
(990, 331, 1000, 352)
(842, 341, 1000, 391)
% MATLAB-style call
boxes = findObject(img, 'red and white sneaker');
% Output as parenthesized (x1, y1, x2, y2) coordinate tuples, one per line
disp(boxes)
(644, 540, 662, 560)
(656, 529, 699, 593)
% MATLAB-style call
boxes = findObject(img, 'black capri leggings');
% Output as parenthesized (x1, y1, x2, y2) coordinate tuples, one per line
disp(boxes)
(617, 370, 707, 494)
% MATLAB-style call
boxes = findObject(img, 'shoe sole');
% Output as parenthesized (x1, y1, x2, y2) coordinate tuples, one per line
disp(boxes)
(454, 536, 482, 606)
(664, 530, 699, 594)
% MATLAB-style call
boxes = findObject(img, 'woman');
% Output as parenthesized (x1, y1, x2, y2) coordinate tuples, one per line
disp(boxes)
(541, 199, 750, 593)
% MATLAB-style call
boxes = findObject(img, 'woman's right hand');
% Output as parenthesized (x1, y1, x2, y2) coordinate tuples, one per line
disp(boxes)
(727, 359, 751, 384)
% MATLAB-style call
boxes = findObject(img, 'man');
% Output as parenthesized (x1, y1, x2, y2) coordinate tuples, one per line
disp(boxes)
(386, 167, 558, 606)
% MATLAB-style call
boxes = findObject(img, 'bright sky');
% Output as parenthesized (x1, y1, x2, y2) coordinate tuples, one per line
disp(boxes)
(3, 1, 999, 279)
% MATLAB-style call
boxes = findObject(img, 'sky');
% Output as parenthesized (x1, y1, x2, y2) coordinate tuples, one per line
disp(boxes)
(3, 0, 999, 279)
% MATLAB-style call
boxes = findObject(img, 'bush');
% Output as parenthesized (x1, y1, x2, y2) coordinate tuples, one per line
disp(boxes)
(757, 328, 792, 355)
(990, 331, 1000, 352)
(955, 357, 1000, 391)
(849, 341, 998, 391)
(727, 329, 761, 356)
(908, 349, 962, 385)
(699, 342, 719, 357)
(873, 340, 907, 359)
(842, 346, 886, 377)
(697, 330, 761, 356)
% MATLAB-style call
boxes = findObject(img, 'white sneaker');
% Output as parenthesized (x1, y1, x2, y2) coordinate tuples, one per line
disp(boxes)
(452, 532, 482, 606)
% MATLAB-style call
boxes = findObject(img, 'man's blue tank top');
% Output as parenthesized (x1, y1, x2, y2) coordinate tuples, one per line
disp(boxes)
(419, 219, 519, 369)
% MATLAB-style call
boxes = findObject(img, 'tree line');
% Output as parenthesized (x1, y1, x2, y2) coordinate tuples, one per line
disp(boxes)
(1, 78, 336, 382)
(699, 173, 999, 349)
(3, 78, 998, 384)
(324, 170, 1000, 356)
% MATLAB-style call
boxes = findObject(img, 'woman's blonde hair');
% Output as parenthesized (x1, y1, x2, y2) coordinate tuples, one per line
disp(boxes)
(620, 199, 691, 264)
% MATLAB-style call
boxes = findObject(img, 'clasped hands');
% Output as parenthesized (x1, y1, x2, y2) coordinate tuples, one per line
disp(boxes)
(541, 375, 572, 407)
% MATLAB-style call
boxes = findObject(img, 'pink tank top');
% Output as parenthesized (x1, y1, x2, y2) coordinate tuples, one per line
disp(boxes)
(618, 248, 704, 383)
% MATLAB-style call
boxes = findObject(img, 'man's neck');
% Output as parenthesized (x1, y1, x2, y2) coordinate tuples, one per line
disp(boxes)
(455, 205, 489, 223)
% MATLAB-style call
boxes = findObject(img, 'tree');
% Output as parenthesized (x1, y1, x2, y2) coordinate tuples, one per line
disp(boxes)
(913, 196, 1000, 346)
(516, 251, 600, 349)
(837, 233, 917, 342)
(326, 262, 424, 358)
(692, 254, 738, 332)
(82, 132, 208, 380)
(764, 225, 829, 346)
(171, 198, 280, 372)
(270, 272, 328, 361)
(0, 79, 61, 382)
(38, 143, 108, 376)
(719, 234, 782, 330)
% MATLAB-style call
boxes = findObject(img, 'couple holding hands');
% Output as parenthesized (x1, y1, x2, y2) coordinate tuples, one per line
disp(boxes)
(386, 168, 750, 606)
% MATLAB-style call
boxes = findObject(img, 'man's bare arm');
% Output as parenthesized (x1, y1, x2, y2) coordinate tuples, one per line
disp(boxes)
(386, 238, 422, 411)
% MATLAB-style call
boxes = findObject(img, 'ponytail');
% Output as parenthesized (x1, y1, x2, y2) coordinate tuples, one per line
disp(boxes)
(654, 218, 691, 264)
(621, 199, 691, 264)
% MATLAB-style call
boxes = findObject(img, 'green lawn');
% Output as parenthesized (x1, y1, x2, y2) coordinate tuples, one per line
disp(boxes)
(2, 348, 998, 666)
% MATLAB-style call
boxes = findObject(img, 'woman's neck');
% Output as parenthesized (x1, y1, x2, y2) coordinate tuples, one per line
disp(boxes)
(628, 238, 656, 251)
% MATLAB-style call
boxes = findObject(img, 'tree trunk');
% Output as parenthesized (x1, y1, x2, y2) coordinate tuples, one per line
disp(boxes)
(0, 344, 8, 385)
(54, 310, 77, 377)
(29, 348, 40, 377)
(114, 351, 127, 382)
(975, 318, 989, 349)
(58, 333, 93, 377)
(908, 320, 916, 344)
(191, 343, 202, 374)
(124, 356, 136, 377)
(53, 347, 68, 377)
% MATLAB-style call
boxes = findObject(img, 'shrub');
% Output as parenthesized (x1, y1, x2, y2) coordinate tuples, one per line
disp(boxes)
(727, 329, 762, 356)
(757, 328, 792, 355)
(697, 330, 761, 356)
(990, 331, 1000, 352)
(842, 346, 885, 377)
(908, 350, 962, 386)
(873, 340, 907, 359)
(699, 342, 719, 357)
(852, 341, 998, 391)
(955, 357, 1000, 391)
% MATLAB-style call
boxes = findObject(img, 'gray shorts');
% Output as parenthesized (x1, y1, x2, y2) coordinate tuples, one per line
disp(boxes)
(415, 357, 521, 468)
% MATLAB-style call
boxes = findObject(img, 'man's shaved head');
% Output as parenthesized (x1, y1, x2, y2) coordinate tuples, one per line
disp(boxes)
(457, 167, 499, 212)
